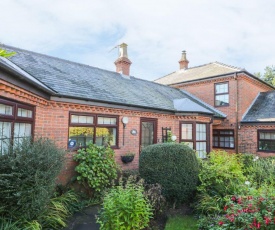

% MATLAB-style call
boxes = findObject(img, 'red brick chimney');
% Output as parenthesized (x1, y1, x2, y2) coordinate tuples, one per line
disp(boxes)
(179, 50, 189, 70)
(114, 43, 132, 76)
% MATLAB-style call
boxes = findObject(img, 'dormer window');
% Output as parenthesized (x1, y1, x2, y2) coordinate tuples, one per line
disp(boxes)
(215, 82, 229, 107)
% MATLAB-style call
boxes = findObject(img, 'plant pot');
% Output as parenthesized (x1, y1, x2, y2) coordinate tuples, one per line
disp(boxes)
(121, 155, 134, 163)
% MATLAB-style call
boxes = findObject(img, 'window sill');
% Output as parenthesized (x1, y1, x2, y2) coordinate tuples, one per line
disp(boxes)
(257, 150, 275, 153)
(214, 105, 230, 108)
(212, 147, 235, 149)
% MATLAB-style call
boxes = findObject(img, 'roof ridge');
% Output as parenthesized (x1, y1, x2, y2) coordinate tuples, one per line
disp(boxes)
(213, 61, 244, 71)
(154, 62, 241, 82)
(154, 62, 216, 82)
(0, 44, 123, 77)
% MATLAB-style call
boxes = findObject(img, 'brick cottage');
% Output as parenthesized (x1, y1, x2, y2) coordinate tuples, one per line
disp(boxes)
(0, 44, 225, 184)
(155, 51, 275, 157)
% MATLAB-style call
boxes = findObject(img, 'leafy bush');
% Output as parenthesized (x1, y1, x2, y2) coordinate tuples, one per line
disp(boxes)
(198, 151, 245, 197)
(197, 152, 275, 229)
(0, 190, 80, 230)
(144, 183, 166, 216)
(216, 186, 275, 229)
(0, 138, 65, 221)
(196, 151, 246, 214)
(73, 143, 119, 195)
(38, 190, 79, 229)
(139, 143, 199, 204)
(241, 154, 275, 186)
(97, 177, 153, 229)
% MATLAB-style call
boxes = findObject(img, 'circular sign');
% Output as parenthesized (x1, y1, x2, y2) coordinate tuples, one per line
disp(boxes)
(130, 129, 137, 135)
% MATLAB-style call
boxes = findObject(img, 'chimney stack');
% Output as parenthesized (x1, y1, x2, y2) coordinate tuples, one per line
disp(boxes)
(114, 43, 132, 76)
(179, 50, 189, 70)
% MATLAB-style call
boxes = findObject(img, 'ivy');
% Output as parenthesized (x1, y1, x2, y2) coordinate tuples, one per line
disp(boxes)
(73, 143, 119, 195)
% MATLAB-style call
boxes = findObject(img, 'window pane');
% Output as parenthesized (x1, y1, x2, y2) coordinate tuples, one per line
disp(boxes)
(0, 122, 12, 154)
(258, 131, 275, 151)
(95, 127, 117, 146)
(213, 141, 219, 147)
(13, 123, 32, 146)
(0, 104, 12, 115)
(196, 124, 206, 141)
(196, 142, 207, 158)
(71, 115, 94, 124)
(98, 117, 117, 125)
(69, 127, 94, 148)
(181, 124, 193, 140)
(215, 83, 228, 94)
(17, 108, 33, 118)
(259, 140, 275, 151)
(181, 141, 194, 149)
(215, 95, 229, 106)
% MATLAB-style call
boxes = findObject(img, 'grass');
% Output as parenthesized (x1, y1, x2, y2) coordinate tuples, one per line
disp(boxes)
(165, 215, 198, 230)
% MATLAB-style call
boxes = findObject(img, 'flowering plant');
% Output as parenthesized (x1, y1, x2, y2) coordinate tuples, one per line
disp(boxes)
(217, 193, 275, 229)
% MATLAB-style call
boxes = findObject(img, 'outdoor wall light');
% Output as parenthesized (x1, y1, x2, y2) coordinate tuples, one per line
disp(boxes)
(171, 135, 177, 142)
(121, 117, 129, 146)
(121, 116, 129, 128)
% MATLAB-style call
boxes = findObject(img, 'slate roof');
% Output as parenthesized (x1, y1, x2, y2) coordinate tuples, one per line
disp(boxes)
(154, 62, 243, 85)
(0, 44, 225, 117)
(242, 91, 275, 123)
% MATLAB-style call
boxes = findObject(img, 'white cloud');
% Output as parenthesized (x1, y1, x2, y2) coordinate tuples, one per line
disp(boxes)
(1, 0, 275, 80)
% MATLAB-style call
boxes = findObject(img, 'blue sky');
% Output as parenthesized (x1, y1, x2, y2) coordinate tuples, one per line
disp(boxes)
(1, 0, 275, 80)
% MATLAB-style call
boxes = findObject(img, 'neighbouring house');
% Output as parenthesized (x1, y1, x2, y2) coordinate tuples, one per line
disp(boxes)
(155, 51, 275, 156)
(0, 44, 224, 184)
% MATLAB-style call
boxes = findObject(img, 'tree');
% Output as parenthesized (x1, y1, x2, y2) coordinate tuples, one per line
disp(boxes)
(255, 65, 275, 87)
(0, 48, 15, 58)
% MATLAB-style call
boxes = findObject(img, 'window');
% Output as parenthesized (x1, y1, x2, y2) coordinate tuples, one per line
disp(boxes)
(215, 82, 229, 106)
(213, 130, 235, 149)
(0, 98, 34, 154)
(180, 122, 208, 158)
(68, 113, 118, 149)
(258, 130, 275, 152)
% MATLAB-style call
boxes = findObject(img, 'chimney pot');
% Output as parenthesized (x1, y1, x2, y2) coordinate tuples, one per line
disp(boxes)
(114, 43, 132, 76)
(179, 50, 189, 70)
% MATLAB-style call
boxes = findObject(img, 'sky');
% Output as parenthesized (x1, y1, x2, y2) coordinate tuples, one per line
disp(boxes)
(1, 0, 275, 81)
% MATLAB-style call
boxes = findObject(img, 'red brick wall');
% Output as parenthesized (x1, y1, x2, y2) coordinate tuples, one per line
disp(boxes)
(239, 124, 275, 157)
(0, 79, 212, 184)
(174, 74, 273, 153)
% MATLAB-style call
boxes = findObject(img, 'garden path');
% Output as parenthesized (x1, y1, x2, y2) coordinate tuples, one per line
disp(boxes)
(63, 205, 100, 230)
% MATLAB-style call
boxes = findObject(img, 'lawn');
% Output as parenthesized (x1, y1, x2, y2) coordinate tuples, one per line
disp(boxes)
(165, 216, 198, 230)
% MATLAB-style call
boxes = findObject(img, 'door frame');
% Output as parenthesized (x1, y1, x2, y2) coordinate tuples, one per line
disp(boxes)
(139, 117, 158, 152)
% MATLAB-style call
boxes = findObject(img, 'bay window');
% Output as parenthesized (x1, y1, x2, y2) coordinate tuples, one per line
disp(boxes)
(0, 98, 34, 154)
(180, 122, 209, 158)
(68, 113, 118, 149)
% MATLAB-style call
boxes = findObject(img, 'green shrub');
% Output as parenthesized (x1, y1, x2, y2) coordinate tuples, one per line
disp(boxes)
(196, 151, 246, 214)
(144, 183, 166, 216)
(97, 177, 153, 229)
(198, 151, 245, 197)
(0, 137, 65, 221)
(139, 143, 199, 204)
(73, 143, 119, 196)
(38, 190, 79, 229)
(240, 154, 275, 185)
(216, 185, 275, 229)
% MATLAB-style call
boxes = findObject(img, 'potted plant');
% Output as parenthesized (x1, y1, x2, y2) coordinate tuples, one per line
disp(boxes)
(121, 152, 135, 163)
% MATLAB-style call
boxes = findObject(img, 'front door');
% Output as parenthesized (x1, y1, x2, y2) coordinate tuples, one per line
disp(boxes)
(140, 118, 157, 151)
